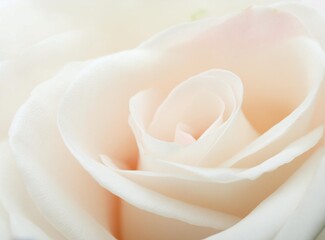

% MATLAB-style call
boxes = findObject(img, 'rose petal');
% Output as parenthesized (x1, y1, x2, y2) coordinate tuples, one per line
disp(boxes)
(138, 126, 322, 181)
(174, 123, 197, 145)
(100, 157, 238, 224)
(274, 148, 325, 240)
(0, 141, 64, 240)
(274, 2, 325, 50)
(101, 125, 323, 236)
(205, 147, 325, 240)
(0, 1, 113, 140)
(273, 2, 325, 145)
(89, 153, 240, 230)
(9, 63, 116, 240)
(57, 134, 241, 231)
(100, 126, 322, 221)
(0, 201, 11, 240)
(120, 202, 217, 240)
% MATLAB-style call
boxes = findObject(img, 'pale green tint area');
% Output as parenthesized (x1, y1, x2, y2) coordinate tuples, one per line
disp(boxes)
(191, 9, 208, 21)
(316, 227, 325, 240)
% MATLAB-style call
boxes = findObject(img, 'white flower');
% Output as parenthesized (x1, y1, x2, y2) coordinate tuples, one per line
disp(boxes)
(1, 0, 325, 239)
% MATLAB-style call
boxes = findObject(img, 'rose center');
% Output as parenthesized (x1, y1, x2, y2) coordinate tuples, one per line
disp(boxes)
(130, 69, 238, 146)
(148, 90, 226, 145)
(128, 69, 258, 167)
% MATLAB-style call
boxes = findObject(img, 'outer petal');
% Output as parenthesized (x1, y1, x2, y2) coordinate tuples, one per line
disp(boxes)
(273, 2, 325, 143)
(0, 201, 11, 240)
(273, 2, 325, 49)
(0, 141, 64, 240)
(9, 63, 116, 240)
(274, 148, 325, 240)
(100, 126, 323, 220)
(205, 148, 325, 240)
(308, 0, 325, 16)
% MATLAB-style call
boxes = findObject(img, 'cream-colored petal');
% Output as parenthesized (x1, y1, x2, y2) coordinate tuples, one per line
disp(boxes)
(274, 2, 325, 49)
(174, 123, 197, 145)
(0, 2, 113, 140)
(0, 201, 12, 240)
(120, 202, 218, 240)
(9, 64, 116, 240)
(273, 2, 325, 145)
(102, 126, 322, 220)
(274, 148, 325, 240)
(55, 147, 240, 231)
(309, 0, 325, 12)
(205, 147, 325, 240)
(0, 141, 64, 240)
(139, 126, 322, 182)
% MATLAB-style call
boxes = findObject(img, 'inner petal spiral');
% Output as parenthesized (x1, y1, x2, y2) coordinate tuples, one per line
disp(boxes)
(148, 80, 228, 143)
(129, 69, 258, 167)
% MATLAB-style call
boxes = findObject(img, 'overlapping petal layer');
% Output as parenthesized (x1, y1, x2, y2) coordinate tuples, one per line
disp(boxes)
(0, 141, 64, 240)
(129, 69, 258, 168)
(10, 64, 116, 240)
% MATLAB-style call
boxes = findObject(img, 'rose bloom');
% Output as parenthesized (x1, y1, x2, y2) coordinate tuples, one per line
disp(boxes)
(1, 0, 325, 239)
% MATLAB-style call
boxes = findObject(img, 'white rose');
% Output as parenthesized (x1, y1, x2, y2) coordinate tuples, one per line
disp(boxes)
(1, 0, 325, 240)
